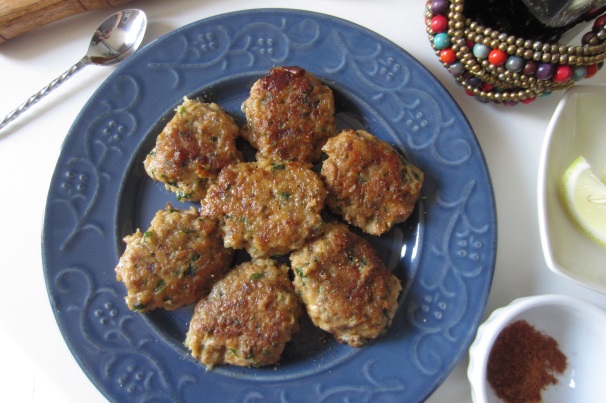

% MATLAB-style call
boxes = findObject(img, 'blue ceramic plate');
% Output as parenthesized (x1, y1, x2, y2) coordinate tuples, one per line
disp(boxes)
(42, 9, 496, 402)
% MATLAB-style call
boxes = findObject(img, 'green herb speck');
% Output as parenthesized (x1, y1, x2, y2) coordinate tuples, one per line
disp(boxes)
(177, 190, 191, 201)
(155, 279, 166, 294)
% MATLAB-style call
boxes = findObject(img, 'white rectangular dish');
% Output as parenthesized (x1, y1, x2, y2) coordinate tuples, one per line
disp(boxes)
(538, 85, 606, 294)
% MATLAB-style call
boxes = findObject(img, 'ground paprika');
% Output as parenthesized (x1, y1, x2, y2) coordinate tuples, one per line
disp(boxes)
(486, 319, 567, 402)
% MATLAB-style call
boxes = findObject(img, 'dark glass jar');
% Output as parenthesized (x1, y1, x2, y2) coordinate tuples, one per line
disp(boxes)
(464, 0, 606, 41)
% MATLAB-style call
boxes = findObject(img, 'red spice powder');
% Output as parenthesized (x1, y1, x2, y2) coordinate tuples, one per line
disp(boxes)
(486, 319, 567, 403)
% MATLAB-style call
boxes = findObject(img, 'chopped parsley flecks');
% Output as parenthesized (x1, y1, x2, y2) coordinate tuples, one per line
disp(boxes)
(177, 190, 192, 201)
(249, 272, 265, 281)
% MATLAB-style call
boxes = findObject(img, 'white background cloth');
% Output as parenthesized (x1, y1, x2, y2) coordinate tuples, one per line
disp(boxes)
(1, 0, 605, 401)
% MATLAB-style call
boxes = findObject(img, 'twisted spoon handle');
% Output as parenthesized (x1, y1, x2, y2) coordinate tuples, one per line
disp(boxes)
(0, 57, 89, 130)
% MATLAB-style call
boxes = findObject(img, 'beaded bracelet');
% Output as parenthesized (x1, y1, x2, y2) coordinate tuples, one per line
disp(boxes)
(426, 0, 606, 105)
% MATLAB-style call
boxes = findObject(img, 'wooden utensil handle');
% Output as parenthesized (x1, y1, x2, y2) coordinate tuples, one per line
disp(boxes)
(0, 0, 135, 44)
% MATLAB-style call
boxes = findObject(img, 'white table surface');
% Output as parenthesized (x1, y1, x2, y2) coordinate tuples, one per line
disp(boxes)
(1, 0, 605, 402)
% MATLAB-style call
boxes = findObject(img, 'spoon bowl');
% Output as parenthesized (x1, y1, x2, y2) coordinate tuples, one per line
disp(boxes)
(87, 9, 147, 66)
(0, 9, 147, 131)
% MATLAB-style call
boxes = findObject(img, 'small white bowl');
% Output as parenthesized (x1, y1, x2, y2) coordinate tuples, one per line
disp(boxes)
(468, 295, 606, 403)
(537, 85, 606, 294)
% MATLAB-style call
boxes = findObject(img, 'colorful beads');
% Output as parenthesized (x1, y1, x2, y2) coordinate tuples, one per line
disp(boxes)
(523, 61, 538, 76)
(433, 33, 451, 50)
(594, 14, 606, 31)
(430, 0, 449, 15)
(481, 82, 494, 91)
(586, 64, 599, 78)
(440, 48, 457, 64)
(488, 49, 507, 66)
(553, 65, 573, 83)
(448, 62, 465, 77)
(572, 66, 587, 81)
(505, 56, 524, 73)
(520, 97, 536, 105)
(582, 31, 597, 45)
(425, 0, 606, 105)
(535, 63, 555, 80)
(473, 43, 490, 59)
(468, 77, 482, 87)
(430, 15, 448, 33)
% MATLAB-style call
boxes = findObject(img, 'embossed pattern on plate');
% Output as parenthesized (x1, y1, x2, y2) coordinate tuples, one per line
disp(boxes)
(42, 9, 496, 402)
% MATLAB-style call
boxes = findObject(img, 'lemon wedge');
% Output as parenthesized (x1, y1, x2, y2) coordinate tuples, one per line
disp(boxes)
(560, 156, 606, 249)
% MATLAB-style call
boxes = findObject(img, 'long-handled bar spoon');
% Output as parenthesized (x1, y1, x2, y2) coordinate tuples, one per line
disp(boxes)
(0, 9, 147, 131)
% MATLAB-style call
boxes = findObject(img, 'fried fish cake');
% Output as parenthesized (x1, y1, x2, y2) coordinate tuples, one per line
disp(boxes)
(144, 98, 242, 202)
(185, 259, 302, 368)
(115, 204, 233, 312)
(290, 222, 402, 347)
(321, 129, 424, 235)
(200, 160, 326, 258)
(241, 66, 337, 163)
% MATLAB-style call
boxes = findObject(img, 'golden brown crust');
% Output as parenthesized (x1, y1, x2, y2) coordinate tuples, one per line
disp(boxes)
(144, 98, 242, 202)
(115, 204, 234, 312)
(185, 259, 302, 367)
(200, 160, 326, 258)
(241, 66, 337, 163)
(290, 222, 401, 347)
(321, 129, 424, 235)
